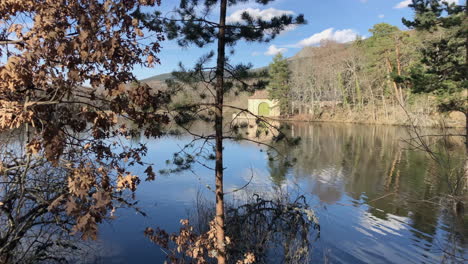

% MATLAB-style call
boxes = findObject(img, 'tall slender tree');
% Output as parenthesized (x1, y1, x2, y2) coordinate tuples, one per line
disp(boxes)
(138, 1, 305, 262)
(365, 23, 414, 106)
(267, 53, 291, 115)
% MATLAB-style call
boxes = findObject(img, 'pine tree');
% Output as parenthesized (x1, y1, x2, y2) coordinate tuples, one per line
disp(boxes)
(403, 0, 467, 148)
(137, 1, 305, 263)
(267, 53, 291, 115)
(365, 23, 413, 106)
(403, 0, 467, 195)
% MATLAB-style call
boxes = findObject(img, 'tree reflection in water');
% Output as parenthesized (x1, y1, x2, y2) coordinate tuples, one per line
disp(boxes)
(2, 122, 467, 263)
(1, 130, 110, 263)
(154, 190, 321, 264)
(266, 122, 467, 262)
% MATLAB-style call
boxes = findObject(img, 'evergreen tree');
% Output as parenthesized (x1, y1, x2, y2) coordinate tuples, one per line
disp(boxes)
(365, 23, 414, 106)
(137, 1, 305, 263)
(403, 0, 467, 148)
(267, 53, 291, 115)
(403, 0, 467, 195)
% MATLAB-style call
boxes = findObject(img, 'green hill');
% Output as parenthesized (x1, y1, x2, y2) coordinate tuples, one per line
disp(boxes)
(140, 72, 174, 82)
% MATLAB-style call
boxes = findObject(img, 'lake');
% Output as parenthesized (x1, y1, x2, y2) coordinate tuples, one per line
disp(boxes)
(92, 122, 467, 263)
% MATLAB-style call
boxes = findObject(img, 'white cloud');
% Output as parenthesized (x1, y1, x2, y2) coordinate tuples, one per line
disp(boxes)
(227, 8, 295, 24)
(394, 0, 412, 8)
(378, 14, 385, 19)
(227, 8, 298, 33)
(394, 0, 458, 9)
(265, 45, 288, 56)
(296, 28, 359, 47)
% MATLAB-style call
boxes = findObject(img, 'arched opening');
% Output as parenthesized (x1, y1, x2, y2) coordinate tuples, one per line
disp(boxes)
(258, 102, 270, 116)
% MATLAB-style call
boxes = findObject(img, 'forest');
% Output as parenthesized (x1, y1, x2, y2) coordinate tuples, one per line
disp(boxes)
(268, 21, 467, 128)
(0, 0, 466, 263)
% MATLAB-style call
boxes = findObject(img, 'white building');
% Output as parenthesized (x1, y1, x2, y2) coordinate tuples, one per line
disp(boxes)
(247, 90, 280, 117)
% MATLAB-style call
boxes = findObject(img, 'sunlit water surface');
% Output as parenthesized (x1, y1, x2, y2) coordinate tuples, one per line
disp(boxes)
(93, 122, 467, 264)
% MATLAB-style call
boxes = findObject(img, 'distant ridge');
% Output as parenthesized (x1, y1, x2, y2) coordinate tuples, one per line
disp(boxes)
(140, 72, 174, 82)
(139, 48, 311, 83)
(140, 66, 270, 83)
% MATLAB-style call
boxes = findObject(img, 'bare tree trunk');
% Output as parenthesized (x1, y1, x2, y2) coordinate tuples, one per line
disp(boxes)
(465, 112, 468, 190)
(337, 72, 348, 108)
(465, 102, 467, 191)
(354, 73, 362, 108)
(395, 36, 405, 106)
(464, 0, 467, 190)
(215, 0, 227, 263)
(385, 55, 402, 106)
(369, 83, 377, 121)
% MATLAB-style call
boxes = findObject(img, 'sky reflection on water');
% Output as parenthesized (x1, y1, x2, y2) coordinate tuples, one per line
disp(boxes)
(96, 122, 467, 264)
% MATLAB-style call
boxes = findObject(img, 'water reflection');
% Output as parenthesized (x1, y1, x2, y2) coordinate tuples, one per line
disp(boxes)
(3, 122, 466, 263)
(269, 123, 467, 263)
(0, 129, 105, 264)
(97, 122, 466, 263)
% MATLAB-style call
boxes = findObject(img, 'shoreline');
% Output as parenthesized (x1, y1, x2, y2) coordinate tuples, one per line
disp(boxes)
(267, 108, 467, 129)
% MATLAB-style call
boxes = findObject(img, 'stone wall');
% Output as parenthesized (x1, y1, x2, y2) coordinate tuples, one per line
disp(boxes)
(247, 99, 280, 117)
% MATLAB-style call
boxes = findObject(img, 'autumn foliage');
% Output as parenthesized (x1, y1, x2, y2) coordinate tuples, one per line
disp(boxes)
(0, 0, 169, 253)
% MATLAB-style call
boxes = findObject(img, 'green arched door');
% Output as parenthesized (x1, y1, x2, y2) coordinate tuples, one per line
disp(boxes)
(258, 102, 270, 116)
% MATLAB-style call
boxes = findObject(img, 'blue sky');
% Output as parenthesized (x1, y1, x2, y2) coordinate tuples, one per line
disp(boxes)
(0, 0, 459, 81)
(133, 0, 445, 80)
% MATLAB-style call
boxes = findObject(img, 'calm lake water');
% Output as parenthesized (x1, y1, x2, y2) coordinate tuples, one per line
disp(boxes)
(93, 122, 467, 264)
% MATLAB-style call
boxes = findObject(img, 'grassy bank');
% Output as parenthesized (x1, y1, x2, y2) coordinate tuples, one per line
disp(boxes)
(284, 100, 466, 128)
